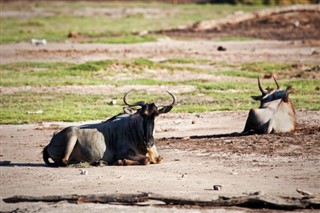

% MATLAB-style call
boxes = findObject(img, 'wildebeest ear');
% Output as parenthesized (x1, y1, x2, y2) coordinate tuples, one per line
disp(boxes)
(251, 95, 262, 101)
(123, 107, 134, 115)
(284, 86, 295, 102)
(158, 106, 173, 114)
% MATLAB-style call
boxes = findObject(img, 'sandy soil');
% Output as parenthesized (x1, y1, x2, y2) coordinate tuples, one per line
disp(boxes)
(1, 39, 320, 65)
(1, 110, 320, 212)
(160, 5, 320, 41)
(1, 4, 320, 213)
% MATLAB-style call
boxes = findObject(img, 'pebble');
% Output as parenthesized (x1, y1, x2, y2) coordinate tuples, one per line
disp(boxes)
(80, 169, 88, 175)
(249, 191, 264, 196)
(217, 46, 227, 51)
(31, 39, 47, 45)
(213, 185, 222, 191)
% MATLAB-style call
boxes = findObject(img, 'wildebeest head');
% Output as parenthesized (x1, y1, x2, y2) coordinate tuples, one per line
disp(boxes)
(251, 75, 295, 109)
(123, 90, 176, 147)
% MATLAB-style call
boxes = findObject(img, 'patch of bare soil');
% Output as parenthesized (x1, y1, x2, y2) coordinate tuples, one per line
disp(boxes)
(159, 6, 320, 41)
(1, 39, 319, 65)
(0, 85, 197, 95)
(157, 124, 320, 157)
(1, 111, 319, 212)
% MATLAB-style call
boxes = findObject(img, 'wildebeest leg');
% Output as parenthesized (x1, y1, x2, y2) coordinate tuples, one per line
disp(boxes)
(147, 145, 163, 164)
(254, 119, 273, 134)
(62, 135, 77, 165)
(116, 153, 149, 166)
(242, 109, 255, 134)
(265, 119, 273, 134)
(123, 156, 149, 166)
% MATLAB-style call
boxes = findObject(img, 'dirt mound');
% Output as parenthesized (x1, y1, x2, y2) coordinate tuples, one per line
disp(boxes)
(158, 5, 320, 40)
(158, 124, 320, 157)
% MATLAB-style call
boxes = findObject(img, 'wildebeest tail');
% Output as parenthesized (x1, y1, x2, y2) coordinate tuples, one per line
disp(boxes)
(43, 146, 59, 167)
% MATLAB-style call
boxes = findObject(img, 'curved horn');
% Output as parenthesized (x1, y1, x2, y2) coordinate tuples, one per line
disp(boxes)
(258, 77, 267, 95)
(123, 90, 146, 107)
(166, 91, 176, 106)
(272, 74, 280, 89)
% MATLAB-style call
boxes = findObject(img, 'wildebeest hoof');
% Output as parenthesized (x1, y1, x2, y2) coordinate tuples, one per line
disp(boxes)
(62, 158, 68, 165)
(139, 157, 149, 165)
(117, 159, 124, 166)
(156, 156, 163, 163)
(149, 155, 163, 164)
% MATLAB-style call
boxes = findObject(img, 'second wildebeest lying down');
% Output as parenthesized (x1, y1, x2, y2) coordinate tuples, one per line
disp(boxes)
(43, 91, 176, 167)
(242, 75, 296, 134)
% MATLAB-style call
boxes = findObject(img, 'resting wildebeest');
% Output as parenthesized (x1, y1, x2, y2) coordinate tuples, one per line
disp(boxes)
(242, 75, 296, 134)
(43, 90, 176, 167)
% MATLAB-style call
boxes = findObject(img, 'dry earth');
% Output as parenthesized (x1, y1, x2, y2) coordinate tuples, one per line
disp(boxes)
(1, 39, 320, 65)
(159, 5, 320, 41)
(1, 111, 320, 212)
(1, 4, 320, 213)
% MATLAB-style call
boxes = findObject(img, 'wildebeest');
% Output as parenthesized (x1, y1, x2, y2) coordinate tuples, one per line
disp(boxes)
(43, 90, 176, 167)
(242, 75, 296, 134)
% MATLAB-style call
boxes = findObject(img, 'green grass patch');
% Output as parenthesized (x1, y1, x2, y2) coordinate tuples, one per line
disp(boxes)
(241, 62, 293, 74)
(162, 58, 211, 64)
(213, 70, 259, 78)
(0, 92, 122, 124)
(1, 59, 319, 124)
(90, 35, 158, 44)
(0, 2, 270, 44)
(0, 59, 174, 87)
(218, 37, 257, 41)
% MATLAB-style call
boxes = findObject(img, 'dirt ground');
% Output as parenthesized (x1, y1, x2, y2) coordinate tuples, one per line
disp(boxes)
(1, 110, 320, 212)
(159, 5, 320, 41)
(1, 4, 320, 213)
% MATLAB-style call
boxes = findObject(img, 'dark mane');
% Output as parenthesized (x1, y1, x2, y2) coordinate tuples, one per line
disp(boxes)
(102, 113, 127, 123)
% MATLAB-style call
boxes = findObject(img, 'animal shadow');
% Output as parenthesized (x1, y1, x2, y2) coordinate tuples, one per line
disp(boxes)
(0, 161, 44, 167)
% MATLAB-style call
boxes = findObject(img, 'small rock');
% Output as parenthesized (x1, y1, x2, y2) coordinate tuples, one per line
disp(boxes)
(110, 100, 117, 105)
(293, 20, 300, 27)
(80, 169, 88, 175)
(312, 50, 319, 55)
(191, 120, 196, 124)
(217, 46, 226, 51)
(213, 185, 222, 191)
(31, 39, 47, 45)
(249, 191, 264, 196)
(68, 31, 78, 38)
